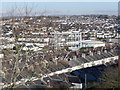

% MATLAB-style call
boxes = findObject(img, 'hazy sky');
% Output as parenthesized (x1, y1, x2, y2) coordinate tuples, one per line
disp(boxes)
(1, 2, 118, 16)
(1, 0, 120, 2)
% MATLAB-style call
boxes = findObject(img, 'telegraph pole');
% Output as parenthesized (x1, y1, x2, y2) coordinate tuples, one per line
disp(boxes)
(116, 45, 120, 74)
(115, 45, 120, 73)
(119, 55, 120, 73)
(85, 74, 87, 89)
(118, 1, 120, 74)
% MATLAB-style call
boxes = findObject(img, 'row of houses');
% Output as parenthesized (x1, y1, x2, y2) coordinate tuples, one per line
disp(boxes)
(2, 43, 119, 88)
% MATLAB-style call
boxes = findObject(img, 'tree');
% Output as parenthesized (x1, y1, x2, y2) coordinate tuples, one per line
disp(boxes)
(2, 3, 36, 88)
(88, 67, 120, 88)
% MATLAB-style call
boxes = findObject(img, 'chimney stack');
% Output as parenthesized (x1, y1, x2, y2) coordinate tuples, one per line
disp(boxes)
(89, 51, 93, 56)
(47, 80, 51, 88)
(104, 48, 107, 53)
(53, 56, 58, 65)
(64, 77, 67, 82)
(110, 45, 113, 52)
(82, 53, 86, 58)
(73, 56, 77, 60)
(97, 51, 101, 55)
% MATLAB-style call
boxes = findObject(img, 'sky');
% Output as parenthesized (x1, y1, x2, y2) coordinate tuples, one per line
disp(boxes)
(0, 2, 119, 16)
(1, 0, 120, 2)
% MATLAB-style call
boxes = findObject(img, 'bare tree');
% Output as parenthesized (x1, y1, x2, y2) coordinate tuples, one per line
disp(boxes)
(1, 3, 35, 88)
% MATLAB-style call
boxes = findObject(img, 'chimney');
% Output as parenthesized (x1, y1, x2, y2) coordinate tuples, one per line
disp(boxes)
(47, 80, 51, 88)
(89, 51, 93, 56)
(82, 53, 86, 58)
(97, 51, 101, 55)
(104, 49, 107, 53)
(64, 77, 67, 82)
(53, 57, 58, 65)
(76, 51, 79, 56)
(0, 53, 4, 59)
(110, 46, 113, 52)
(104, 47, 107, 53)
(73, 56, 77, 60)
(55, 59, 58, 65)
